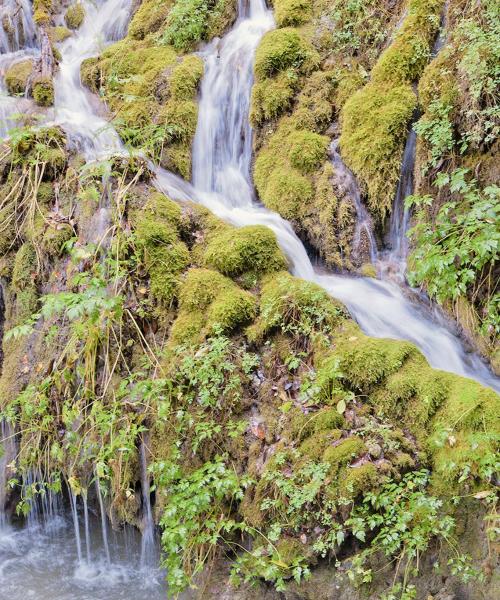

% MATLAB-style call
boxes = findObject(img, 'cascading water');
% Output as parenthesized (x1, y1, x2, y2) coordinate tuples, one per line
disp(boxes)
(0, 0, 498, 596)
(155, 0, 500, 392)
(0, 0, 36, 54)
(52, 0, 132, 157)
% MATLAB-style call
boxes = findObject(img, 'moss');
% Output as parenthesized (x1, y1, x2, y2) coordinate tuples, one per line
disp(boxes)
(287, 130, 328, 174)
(340, 82, 416, 219)
(12, 243, 37, 291)
(371, 0, 443, 85)
(322, 437, 366, 475)
(65, 3, 85, 29)
(326, 327, 417, 390)
(50, 26, 72, 43)
(82, 39, 202, 177)
(338, 0, 443, 220)
(299, 429, 343, 460)
(5, 60, 33, 95)
(259, 165, 314, 221)
(169, 55, 204, 100)
(274, 0, 312, 27)
(248, 271, 346, 341)
(134, 196, 190, 307)
(254, 28, 319, 80)
(250, 71, 297, 125)
(41, 223, 73, 257)
(32, 77, 55, 107)
(203, 224, 287, 278)
(170, 268, 258, 345)
(337, 462, 379, 499)
(128, 0, 171, 40)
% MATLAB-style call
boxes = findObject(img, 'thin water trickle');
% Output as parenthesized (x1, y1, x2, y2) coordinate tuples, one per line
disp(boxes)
(329, 140, 378, 265)
(95, 477, 111, 564)
(139, 437, 157, 568)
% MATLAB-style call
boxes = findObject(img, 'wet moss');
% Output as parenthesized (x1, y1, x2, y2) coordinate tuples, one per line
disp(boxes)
(49, 26, 72, 43)
(32, 77, 55, 107)
(12, 243, 37, 291)
(248, 271, 346, 342)
(339, 0, 443, 220)
(322, 437, 366, 475)
(128, 0, 172, 40)
(65, 3, 85, 29)
(81, 40, 203, 178)
(203, 224, 287, 279)
(274, 0, 312, 27)
(134, 194, 190, 307)
(41, 223, 74, 257)
(170, 268, 258, 345)
(340, 82, 416, 219)
(5, 60, 33, 95)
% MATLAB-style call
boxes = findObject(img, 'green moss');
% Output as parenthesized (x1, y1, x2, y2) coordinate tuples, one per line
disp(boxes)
(338, 0, 443, 220)
(169, 55, 204, 100)
(49, 26, 72, 43)
(259, 165, 314, 221)
(42, 223, 73, 257)
(248, 271, 345, 341)
(250, 71, 297, 125)
(371, 0, 443, 85)
(5, 60, 33, 95)
(287, 130, 328, 174)
(327, 327, 417, 390)
(128, 0, 171, 40)
(337, 462, 379, 499)
(32, 77, 55, 107)
(134, 195, 190, 307)
(254, 28, 319, 80)
(322, 437, 366, 475)
(274, 0, 312, 27)
(170, 268, 258, 346)
(299, 429, 343, 460)
(203, 225, 287, 278)
(82, 39, 202, 177)
(65, 3, 85, 29)
(340, 82, 416, 219)
(12, 243, 37, 291)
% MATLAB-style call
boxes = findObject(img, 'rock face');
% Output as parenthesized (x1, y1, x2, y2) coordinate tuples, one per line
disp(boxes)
(0, 1, 498, 599)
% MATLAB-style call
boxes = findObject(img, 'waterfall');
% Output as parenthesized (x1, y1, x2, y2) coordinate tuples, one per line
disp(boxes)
(95, 477, 111, 564)
(52, 0, 132, 157)
(154, 0, 500, 392)
(0, 0, 36, 54)
(69, 491, 83, 563)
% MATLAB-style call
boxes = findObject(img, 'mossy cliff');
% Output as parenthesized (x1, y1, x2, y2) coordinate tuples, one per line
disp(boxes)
(249, 0, 424, 269)
(80, 0, 237, 178)
(0, 124, 497, 599)
(406, 0, 499, 370)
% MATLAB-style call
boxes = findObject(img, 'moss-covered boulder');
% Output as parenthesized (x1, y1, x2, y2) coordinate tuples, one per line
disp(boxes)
(32, 77, 55, 107)
(65, 3, 85, 29)
(5, 60, 33, 95)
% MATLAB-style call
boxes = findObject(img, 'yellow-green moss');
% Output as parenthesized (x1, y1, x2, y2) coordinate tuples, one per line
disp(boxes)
(128, 0, 172, 40)
(41, 223, 73, 257)
(322, 436, 366, 475)
(170, 268, 258, 345)
(340, 82, 416, 219)
(50, 26, 72, 43)
(81, 40, 202, 177)
(274, 0, 312, 27)
(65, 3, 85, 29)
(203, 225, 287, 278)
(134, 194, 190, 307)
(32, 77, 55, 107)
(5, 60, 33, 95)
(12, 243, 37, 291)
(248, 271, 346, 341)
(339, 0, 443, 220)
(253, 119, 328, 221)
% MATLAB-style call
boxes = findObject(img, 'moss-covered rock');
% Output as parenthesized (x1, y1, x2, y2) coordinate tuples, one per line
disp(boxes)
(203, 225, 287, 278)
(170, 268, 257, 345)
(65, 3, 85, 29)
(274, 0, 312, 27)
(5, 60, 33, 95)
(32, 77, 55, 107)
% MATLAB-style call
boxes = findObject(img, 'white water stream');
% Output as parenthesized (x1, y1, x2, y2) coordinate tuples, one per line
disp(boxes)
(0, 0, 498, 596)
